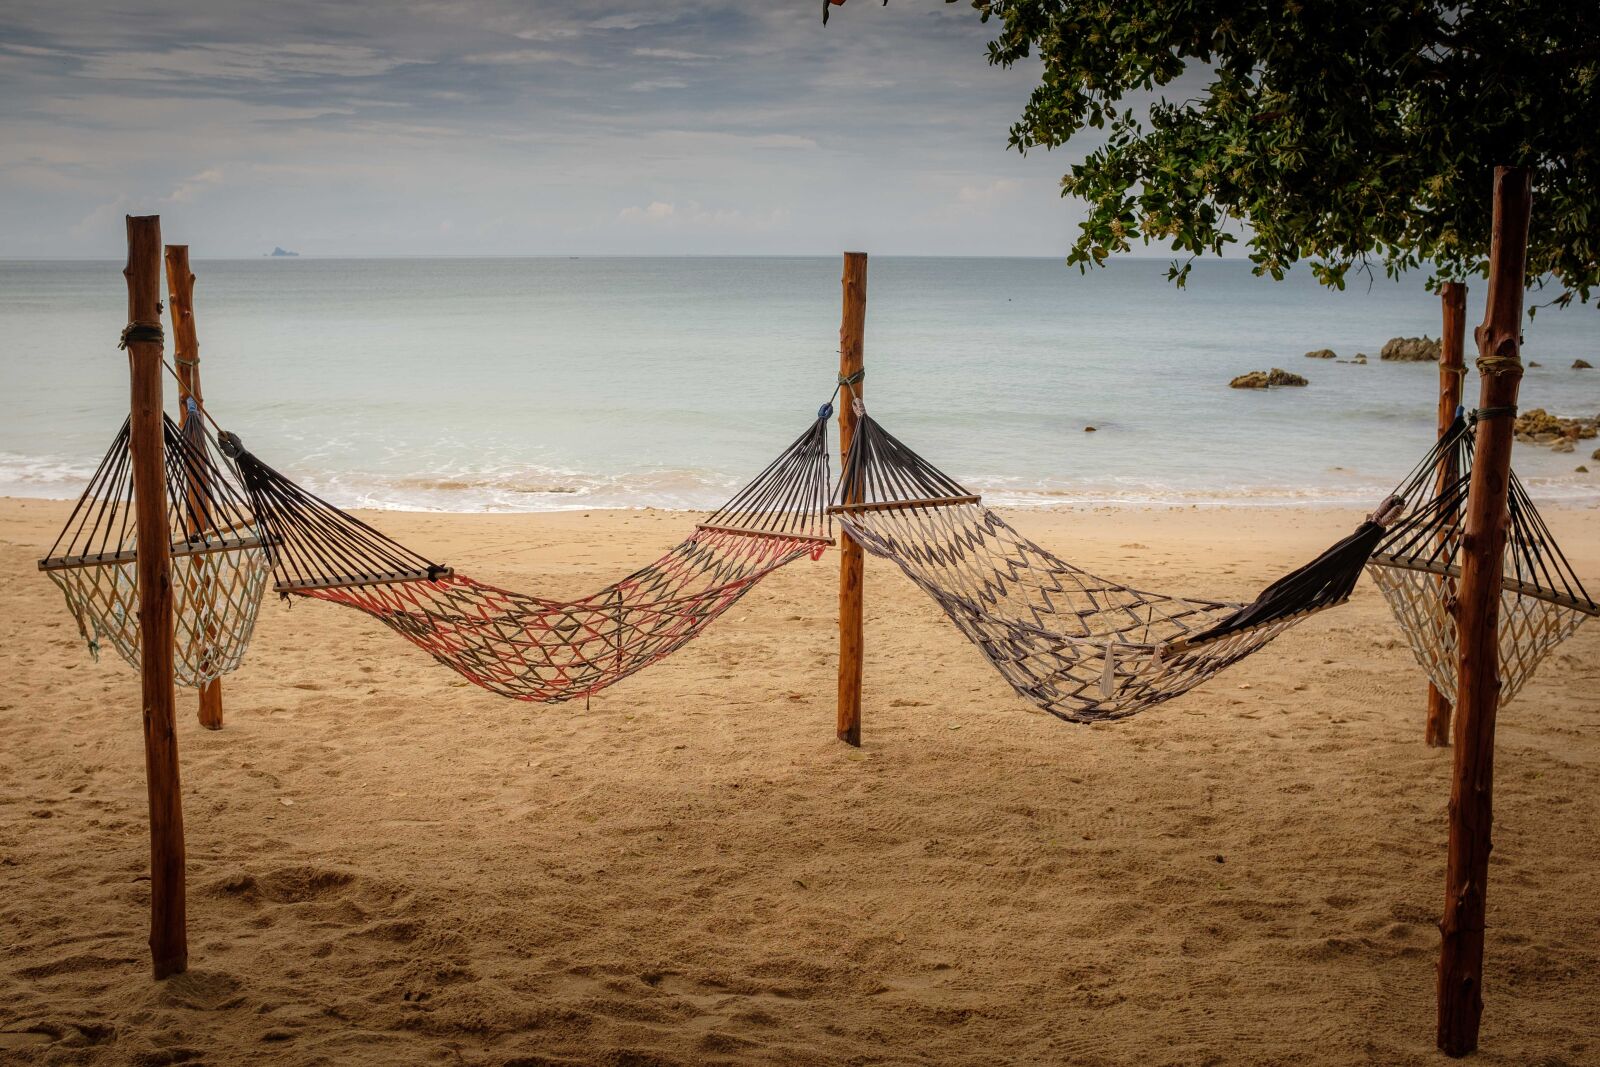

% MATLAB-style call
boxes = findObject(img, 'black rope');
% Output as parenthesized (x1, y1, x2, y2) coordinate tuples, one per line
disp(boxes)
(1470, 404, 1518, 423)
(118, 321, 164, 349)
(1371, 414, 1596, 615)
(41, 413, 261, 567)
(833, 412, 970, 509)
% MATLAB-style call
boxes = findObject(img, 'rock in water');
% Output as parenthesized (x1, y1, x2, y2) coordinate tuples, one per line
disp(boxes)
(1380, 336, 1441, 362)
(1305, 349, 1337, 359)
(1575, 359, 1594, 369)
(1514, 408, 1600, 449)
(1529, 361, 1542, 368)
(1230, 369, 1307, 389)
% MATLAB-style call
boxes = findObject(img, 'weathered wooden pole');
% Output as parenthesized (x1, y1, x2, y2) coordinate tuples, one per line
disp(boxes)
(1436, 166, 1531, 1057)
(164, 244, 223, 731)
(1426, 281, 1468, 748)
(836, 252, 867, 747)
(126, 215, 188, 979)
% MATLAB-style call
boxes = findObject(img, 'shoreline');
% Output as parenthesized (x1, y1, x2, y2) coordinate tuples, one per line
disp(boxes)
(5, 492, 1598, 518)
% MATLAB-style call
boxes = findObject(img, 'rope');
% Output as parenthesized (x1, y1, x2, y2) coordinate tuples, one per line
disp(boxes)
(118, 321, 164, 349)
(1476, 354, 1525, 376)
(1470, 405, 1518, 422)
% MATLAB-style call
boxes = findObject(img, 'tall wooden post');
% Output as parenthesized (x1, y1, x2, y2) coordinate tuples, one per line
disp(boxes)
(1426, 281, 1468, 748)
(836, 252, 867, 747)
(1436, 167, 1531, 1057)
(126, 215, 188, 979)
(164, 245, 223, 731)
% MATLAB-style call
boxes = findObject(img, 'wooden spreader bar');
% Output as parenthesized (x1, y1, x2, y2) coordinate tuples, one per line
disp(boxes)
(39, 532, 268, 573)
(1369, 554, 1599, 615)
(694, 522, 835, 546)
(828, 494, 981, 516)
(274, 566, 455, 594)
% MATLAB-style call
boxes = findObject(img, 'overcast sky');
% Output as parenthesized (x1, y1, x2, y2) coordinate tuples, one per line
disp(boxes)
(0, 1, 1111, 258)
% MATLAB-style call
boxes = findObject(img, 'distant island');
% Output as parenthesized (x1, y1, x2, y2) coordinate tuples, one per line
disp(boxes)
(267, 246, 299, 257)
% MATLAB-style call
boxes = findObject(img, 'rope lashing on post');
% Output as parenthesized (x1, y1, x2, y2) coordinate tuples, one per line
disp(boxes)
(212, 408, 835, 702)
(1366, 413, 1597, 707)
(1469, 404, 1517, 422)
(118, 321, 165, 349)
(826, 414, 1450, 722)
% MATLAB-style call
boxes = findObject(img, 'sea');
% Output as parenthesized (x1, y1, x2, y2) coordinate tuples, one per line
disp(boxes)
(2, 256, 1597, 512)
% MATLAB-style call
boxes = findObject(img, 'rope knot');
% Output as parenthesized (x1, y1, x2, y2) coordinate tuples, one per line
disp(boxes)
(817, 402, 834, 420)
(1475, 353, 1523, 376)
(1369, 493, 1407, 528)
(216, 431, 245, 459)
(1469, 404, 1517, 424)
(838, 369, 864, 388)
(118, 321, 164, 350)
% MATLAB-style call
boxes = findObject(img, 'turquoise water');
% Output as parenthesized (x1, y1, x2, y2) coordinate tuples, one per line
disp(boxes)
(2, 256, 1597, 511)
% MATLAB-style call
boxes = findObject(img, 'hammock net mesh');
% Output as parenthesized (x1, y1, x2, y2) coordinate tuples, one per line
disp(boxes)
(830, 410, 1395, 722)
(39, 412, 271, 688)
(1367, 414, 1597, 705)
(222, 413, 834, 701)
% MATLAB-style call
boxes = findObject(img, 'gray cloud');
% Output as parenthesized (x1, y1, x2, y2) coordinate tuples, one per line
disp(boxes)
(0, 0, 1092, 257)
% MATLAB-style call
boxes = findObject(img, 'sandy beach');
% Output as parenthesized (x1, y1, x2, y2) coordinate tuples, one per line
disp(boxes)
(2, 497, 1597, 1066)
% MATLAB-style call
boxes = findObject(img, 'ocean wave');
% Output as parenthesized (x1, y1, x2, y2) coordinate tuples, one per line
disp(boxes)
(6, 449, 1595, 512)
(0, 452, 101, 496)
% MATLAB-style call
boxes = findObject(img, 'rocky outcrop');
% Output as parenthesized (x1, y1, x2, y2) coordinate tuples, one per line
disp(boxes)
(1305, 349, 1337, 359)
(1575, 359, 1594, 369)
(1380, 336, 1441, 362)
(1231, 368, 1308, 389)
(1514, 408, 1600, 449)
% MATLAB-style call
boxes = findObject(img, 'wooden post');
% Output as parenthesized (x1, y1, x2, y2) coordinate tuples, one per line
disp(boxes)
(164, 244, 223, 731)
(836, 252, 867, 747)
(1436, 167, 1531, 1057)
(126, 215, 188, 979)
(1426, 281, 1468, 748)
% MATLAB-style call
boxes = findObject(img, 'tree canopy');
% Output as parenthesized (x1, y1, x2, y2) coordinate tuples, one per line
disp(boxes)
(963, 0, 1599, 305)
